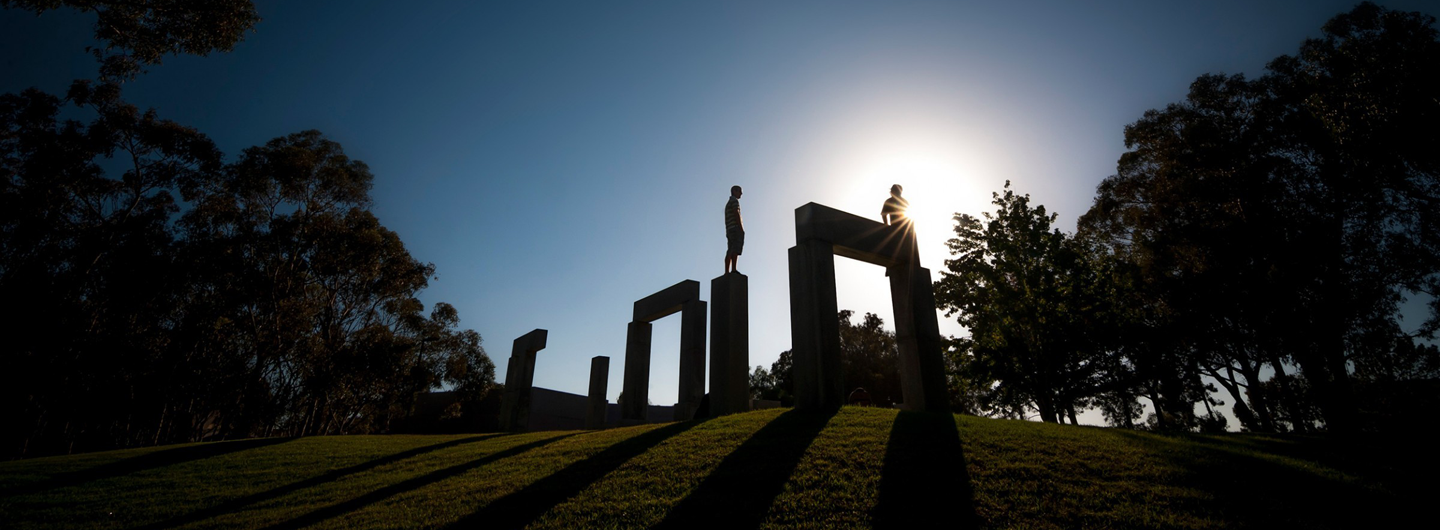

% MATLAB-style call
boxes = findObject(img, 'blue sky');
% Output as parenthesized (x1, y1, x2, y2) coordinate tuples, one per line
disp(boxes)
(4, 1, 1433, 423)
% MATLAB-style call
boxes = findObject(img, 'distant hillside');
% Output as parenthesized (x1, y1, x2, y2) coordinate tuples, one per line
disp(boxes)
(0, 407, 1430, 529)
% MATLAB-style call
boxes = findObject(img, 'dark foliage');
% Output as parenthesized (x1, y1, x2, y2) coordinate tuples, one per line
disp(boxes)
(0, 84, 493, 457)
(755, 311, 902, 407)
(1073, 2, 1440, 432)
(1, 0, 260, 79)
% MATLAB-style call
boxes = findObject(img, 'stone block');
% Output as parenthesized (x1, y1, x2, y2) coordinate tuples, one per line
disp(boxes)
(633, 280, 701, 323)
(795, 202, 918, 268)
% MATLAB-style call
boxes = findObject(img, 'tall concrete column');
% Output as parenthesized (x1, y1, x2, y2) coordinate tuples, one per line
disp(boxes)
(498, 329, 548, 432)
(908, 266, 950, 412)
(789, 240, 843, 412)
(621, 321, 653, 424)
(586, 356, 610, 429)
(676, 299, 708, 421)
(710, 272, 750, 416)
(889, 264, 949, 412)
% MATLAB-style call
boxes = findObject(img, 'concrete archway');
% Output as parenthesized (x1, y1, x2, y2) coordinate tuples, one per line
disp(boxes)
(620, 280, 707, 423)
(787, 203, 948, 412)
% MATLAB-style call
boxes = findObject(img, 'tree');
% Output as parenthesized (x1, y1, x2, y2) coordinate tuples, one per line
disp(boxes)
(760, 310, 901, 407)
(837, 310, 902, 407)
(0, 82, 495, 455)
(936, 182, 1121, 424)
(1080, 3, 1440, 433)
(1, 0, 260, 79)
(768, 349, 795, 405)
(748, 365, 775, 402)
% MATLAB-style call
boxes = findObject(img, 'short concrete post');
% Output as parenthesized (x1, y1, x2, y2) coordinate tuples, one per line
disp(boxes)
(620, 321, 653, 424)
(710, 272, 750, 416)
(890, 264, 948, 411)
(586, 356, 610, 429)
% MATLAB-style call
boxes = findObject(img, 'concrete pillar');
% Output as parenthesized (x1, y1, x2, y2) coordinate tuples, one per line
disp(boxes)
(586, 356, 610, 429)
(675, 299, 708, 421)
(888, 264, 949, 412)
(499, 329, 547, 431)
(909, 266, 950, 412)
(621, 321, 653, 424)
(789, 240, 843, 411)
(709, 272, 750, 416)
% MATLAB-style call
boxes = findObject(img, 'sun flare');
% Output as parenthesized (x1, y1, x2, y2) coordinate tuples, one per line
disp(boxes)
(833, 137, 991, 269)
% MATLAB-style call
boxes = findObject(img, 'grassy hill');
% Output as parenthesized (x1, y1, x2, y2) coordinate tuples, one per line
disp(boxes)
(0, 407, 1431, 529)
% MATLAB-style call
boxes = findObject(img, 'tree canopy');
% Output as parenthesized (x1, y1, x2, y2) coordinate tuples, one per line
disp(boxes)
(1, 0, 493, 458)
(1, 0, 260, 79)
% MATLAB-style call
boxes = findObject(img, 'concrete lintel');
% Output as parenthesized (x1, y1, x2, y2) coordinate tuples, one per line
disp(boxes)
(513, 328, 548, 354)
(795, 202, 917, 268)
(633, 280, 702, 323)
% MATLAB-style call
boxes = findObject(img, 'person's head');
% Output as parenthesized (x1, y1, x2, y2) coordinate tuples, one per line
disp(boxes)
(890, 184, 903, 198)
(731, 185, 742, 198)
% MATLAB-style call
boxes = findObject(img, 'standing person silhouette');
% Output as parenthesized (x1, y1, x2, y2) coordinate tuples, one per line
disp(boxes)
(881, 184, 909, 225)
(724, 185, 744, 274)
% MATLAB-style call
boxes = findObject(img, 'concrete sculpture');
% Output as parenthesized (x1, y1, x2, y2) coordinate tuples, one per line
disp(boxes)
(585, 356, 610, 429)
(621, 280, 707, 423)
(498, 328, 549, 431)
(788, 203, 948, 412)
(709, 272, 750, 416)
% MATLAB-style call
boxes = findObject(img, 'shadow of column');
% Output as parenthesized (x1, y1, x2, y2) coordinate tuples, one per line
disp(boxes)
(653, 408, 836, 529)
(263, 434, 574, 530)
(447, 420, 703, 529)
(137, 434, 500, 530)
(7, 436, 297, 496)
(873, 411, 978, 529)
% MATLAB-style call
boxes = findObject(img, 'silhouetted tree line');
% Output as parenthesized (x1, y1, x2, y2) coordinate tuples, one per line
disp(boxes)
(1, 1, 494, 458)
(752, 310, 903, 407)
(938, 3, 1440, 433)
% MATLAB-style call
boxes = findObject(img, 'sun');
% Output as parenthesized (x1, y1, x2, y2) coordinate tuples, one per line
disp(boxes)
(834, 139, 987, 269)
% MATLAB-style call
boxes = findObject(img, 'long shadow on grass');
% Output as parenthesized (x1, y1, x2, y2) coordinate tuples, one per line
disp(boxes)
(873, 411, 978, 529)
(652, 408, 836, 529)
(137, 434, 500, 530)
(449, 420, 703, 530)
(263, 433, 574, 530)
(5, 437, 297, 496)
(1112, 429, 1410, 528)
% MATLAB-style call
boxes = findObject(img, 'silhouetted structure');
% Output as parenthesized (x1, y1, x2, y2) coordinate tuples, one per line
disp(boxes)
(621, 280, 708, 423)
(499, 329, 548, 431)
(788, 203, 948, 412)
(709, 272, 751, 417)
(585, 356, 610, 429)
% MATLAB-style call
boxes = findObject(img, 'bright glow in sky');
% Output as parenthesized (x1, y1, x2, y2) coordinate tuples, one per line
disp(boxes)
(6, 0, 1433, 425)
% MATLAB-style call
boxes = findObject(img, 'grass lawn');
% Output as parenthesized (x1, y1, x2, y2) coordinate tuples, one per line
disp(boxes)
(1, 407, 1431, 529)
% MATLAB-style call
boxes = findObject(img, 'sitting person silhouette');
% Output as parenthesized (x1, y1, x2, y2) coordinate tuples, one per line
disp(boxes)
(848, 387, 873, 407)
(881, 184, 909, 225)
